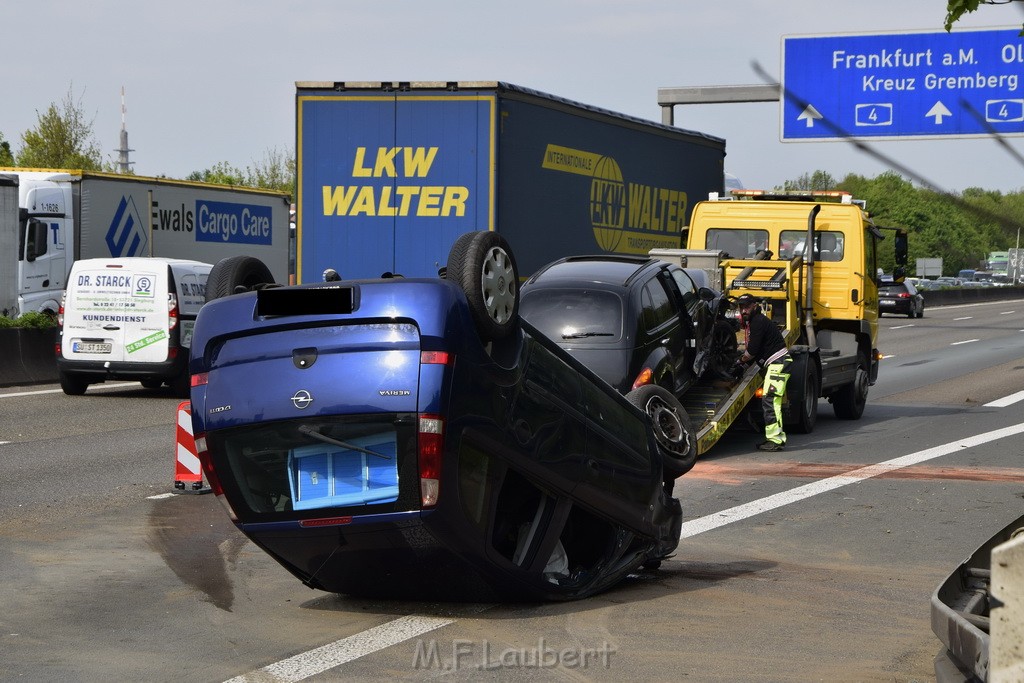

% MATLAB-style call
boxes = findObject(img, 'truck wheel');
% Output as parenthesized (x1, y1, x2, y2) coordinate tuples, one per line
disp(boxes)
(205, 256, 275, 302)
(446, 231, 519, 341)
(784, 354, 819, 434)
(59, 372, 89, 396)
(627, 385, 697, 478)
(832, 352, 869, 420)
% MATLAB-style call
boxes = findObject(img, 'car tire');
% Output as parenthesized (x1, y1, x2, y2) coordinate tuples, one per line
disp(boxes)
(59, 371, 89, 396)
(446, 231, 519, 341)
(205, 256, 275, 302)
(832, 351, 869, 420)
(916, 303, 924, 319)
(627, 384, 697, 478)
(784, 353, 819, 434)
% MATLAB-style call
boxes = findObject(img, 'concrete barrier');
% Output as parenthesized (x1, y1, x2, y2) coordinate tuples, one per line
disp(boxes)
(0, 328, 58, 387)
(922, 285, 1024, 307)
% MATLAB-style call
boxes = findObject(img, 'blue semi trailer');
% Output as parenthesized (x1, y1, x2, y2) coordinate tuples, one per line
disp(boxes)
(295, 81, 726, 281)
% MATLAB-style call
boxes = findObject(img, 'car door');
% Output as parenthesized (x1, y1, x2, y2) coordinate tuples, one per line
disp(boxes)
(637, 271, 690, 396)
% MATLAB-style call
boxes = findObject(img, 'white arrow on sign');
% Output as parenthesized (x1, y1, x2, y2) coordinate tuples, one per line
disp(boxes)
(926, 101, 953, 124)
(797, 104, 823, 128)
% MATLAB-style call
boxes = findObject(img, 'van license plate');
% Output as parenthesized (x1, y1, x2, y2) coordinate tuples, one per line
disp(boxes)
(73, 342, 112, 354)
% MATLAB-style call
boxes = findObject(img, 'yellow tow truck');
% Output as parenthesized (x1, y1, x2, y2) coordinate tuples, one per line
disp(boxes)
(652, 189, 909, 455)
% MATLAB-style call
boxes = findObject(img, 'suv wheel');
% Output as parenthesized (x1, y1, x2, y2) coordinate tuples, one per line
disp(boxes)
(627, 384, 697, 477)
(446, 231, 519, 341)
(205, 256, 275, 302)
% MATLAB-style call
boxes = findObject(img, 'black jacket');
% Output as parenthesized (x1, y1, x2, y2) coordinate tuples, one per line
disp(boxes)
(743, 309, 787, 366)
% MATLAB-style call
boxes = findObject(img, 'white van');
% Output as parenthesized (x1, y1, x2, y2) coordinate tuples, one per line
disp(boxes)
(56, 257, 212, 396)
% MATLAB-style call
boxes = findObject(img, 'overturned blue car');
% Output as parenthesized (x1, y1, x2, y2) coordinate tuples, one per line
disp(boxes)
(188, 232, 686, 601)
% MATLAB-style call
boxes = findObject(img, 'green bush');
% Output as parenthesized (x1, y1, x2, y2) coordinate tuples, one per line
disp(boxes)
(0, 312, 57, 329)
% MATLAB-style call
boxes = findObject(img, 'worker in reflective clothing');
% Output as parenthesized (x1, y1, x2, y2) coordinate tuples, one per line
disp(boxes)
(734, 294, 791, 452)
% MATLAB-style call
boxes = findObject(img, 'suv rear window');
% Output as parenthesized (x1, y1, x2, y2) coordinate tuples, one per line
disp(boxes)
(208, 414, 420, 521)
(520, 289, 623, 343)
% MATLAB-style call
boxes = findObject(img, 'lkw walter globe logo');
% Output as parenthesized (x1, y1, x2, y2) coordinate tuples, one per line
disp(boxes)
(589, 156, 626, 251)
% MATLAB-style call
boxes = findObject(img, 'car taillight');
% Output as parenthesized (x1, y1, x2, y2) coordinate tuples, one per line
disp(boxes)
(194, 432, 235, 520)
(631, 367, 655, 391)
(418, 414, 444, 507)
(168, 293, 179, 330)
(57, 291, 65, 327)
(897, 292, 910, 299)
(191, 372, 209, 387)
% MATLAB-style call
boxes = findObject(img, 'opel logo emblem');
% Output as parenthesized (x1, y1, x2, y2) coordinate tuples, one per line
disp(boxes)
(291, 390, 313, 409)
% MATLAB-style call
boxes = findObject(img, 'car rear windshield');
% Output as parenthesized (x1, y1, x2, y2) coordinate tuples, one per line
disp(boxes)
(520, 289, 623, 343)
(207, 414, 420, 522)
(879, 284, 908, 296)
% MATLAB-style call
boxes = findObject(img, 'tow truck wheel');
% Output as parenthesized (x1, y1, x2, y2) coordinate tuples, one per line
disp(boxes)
(627, 384, 698, 477)
(446, 231, 520, 341)
(784, 354, 819, 434)
(832, 352, 869, 420)
(205, 256, 275, 302)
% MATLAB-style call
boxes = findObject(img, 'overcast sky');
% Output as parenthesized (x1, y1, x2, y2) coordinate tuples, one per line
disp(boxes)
(4, 1, 1023, 194)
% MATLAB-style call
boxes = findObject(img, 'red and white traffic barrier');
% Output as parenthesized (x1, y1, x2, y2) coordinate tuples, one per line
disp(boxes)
(174, 401, 205, 492)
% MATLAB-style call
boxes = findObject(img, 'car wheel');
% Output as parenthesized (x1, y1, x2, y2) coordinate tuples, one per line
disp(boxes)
(906, 304, 915, 319)
(916, 303, 924, 319)
(59, 371, 89, 396)
(784, 353, 819, 434)
(832, 351, 869, 420)
(627, 384, 697, 477)
(446, 231, 519, 341)
(205, 256, 275, 302)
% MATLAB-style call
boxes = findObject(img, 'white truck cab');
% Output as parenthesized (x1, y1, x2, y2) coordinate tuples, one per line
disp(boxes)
(56, 257, 211, 396)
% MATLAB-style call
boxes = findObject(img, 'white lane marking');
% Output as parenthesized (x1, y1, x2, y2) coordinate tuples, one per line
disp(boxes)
(985, 390, 1024, 408)
(147, 492, 176, 500)
(0, 382, 138, 399)
(679, 421, 1024, 539)
(1000, 311, 1016, 315)
(224, 615, 457, 683)
(880, 354, 896, 359)
(951, 339, 979, 346)
(889, 324, 914, 330)
(953, 316, 973, 321)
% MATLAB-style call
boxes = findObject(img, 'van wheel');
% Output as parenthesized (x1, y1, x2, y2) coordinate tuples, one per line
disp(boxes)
(446, 232, 519, 341)
(627, 385, 697, 478)
(205, 256, 275, 302)
(832, 352, 869, 420)
(784, 354, 819, 434)
(140, 379, 164, 389)
(59, 372, 89, 396)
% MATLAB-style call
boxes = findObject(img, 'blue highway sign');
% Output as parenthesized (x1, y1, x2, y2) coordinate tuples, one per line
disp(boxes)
(782, 28, 1024, 141)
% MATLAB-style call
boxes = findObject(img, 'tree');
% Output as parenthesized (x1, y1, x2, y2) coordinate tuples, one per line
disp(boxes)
(187, 147, 294, 195)
(0, 132, 13, 166)
(779, 170, 838, 191)
(945, 0, 1024, 33)
(16, 86, 104, 170)
(186, 160, 246, 186)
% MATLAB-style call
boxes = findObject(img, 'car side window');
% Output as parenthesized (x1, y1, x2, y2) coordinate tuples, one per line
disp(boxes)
(669, 268, 698, 312)
(641, 278, 675, 332)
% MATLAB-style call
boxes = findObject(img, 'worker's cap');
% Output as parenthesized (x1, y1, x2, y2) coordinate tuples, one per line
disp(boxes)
(734, 294, 759, 308)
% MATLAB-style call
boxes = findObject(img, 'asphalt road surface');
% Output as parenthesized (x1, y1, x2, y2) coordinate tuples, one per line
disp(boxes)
(1, 299, 1022, 682)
